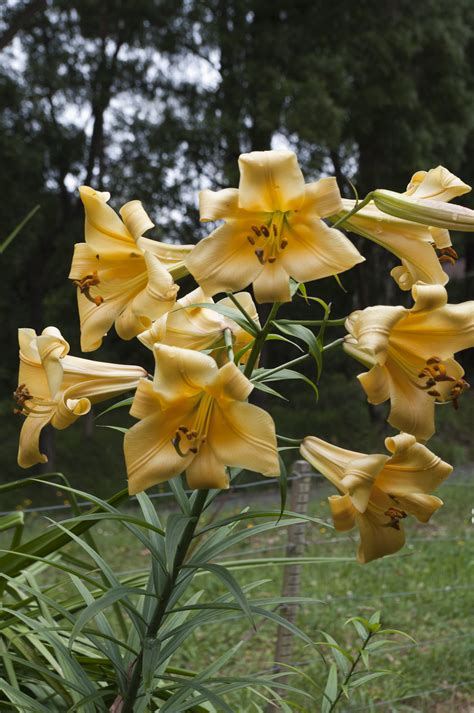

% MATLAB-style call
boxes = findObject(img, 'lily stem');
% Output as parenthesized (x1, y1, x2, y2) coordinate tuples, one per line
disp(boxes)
(121, 489, 209, 712)
(328, 630, 374, 712)
(223, 327, 235, 363)
(330, 191, 374, 229)
(244, 302, 281, 378)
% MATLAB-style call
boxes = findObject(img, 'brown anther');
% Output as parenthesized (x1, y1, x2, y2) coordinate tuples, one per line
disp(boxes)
(189, 447, 198, 454)
(438, 247, 459, 265)
(272, 224, 277, 236)
(178, 425, 189, 433)
(268, 257, 276, 263)
(96, 254, 100, 260)
(384, 507, 407, 530)
(260, 225, 270, 237)
(444, 246, 459, 259)
(255, 249, 266, 265)
(439, 255, 456, 265)
(427, 389, 441, 397)
(251, 225, 261, 237)
(13, 384, 32, 408)
(247, 235, 256, 246)
(73, 272, 103, 307)
(280, 239, 288, 249)
(426, 357, 441, 364)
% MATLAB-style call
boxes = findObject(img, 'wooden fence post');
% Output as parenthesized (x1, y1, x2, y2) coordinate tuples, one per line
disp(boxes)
(266, 459, 312, 710)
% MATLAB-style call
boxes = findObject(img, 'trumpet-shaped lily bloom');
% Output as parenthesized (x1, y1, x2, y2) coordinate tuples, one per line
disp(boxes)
(185, 150, 364, 303)
(334, 167, 471, 291)
(15, 327, 147, 468)
(301, 432, 451, 563)
(372, 165, 474, 231)
(69, 186, 193, 351)
(344, 283, 474, 441)
(124, 344, 279, 494)
(138, 287, 259, 364)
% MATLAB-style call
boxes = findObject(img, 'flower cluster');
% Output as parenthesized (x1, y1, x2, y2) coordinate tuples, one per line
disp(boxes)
(15, 150, 474, 562)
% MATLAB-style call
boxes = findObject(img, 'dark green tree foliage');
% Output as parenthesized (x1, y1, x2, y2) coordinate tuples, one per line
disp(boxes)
(1, 0, 474, 489)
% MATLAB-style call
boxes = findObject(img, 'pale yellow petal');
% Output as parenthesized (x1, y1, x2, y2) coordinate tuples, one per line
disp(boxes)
(17, 410, 54, 468)
(405, 166, 471, 202)
(152, 344, 217, 406)
(129, 251, 179, 321)
(138, 235, 193, 270)
(357, 365, 390, 404)
(36, 329, 69, 399)
(125, 409, 193, 494)
(300, 436, 364, 490)
(303, 177, 343, 218)
(252, 261, 291, 304)
(18, 328, 39, 362)
(341, 454, 389, 513)
(328, 494, 356, 531)
(385, 357, 436, 441)
(281, 218, 364, 283)
(185, 222, 262, 296)
(186, 444, 229, 490)
(119, 200, 154, 241)
(79, 186, 135, 256)
(379, 435, 452, 496)
(115, 302, 152, 341)
(210, 402, 279, 477)
(410, 283, 448, 313)
(397, 493, 443, 523)
(344, 305, 406, 366)
(129, 379, 162, 421)
(199, 188, 265, 222)
(208, 361, 253, 402)
(51, 394, 91, 429)
(356, 507, 405, 564)
(238, 150, 306, 212)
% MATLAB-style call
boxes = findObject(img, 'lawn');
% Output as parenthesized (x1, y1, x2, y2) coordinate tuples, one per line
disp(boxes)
(3, 464, 472, 712)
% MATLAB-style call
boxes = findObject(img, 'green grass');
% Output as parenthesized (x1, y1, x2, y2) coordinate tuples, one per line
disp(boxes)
(3, 468, 472, 712)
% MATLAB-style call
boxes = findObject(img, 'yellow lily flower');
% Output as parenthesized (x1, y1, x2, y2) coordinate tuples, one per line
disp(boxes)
(124, 344, 279, 494)
(372, 165, 474, 231)
(69, 186, 193, 351)
(137, 287, 259, 364)
(336, 199, 450, 291)
(300, 432, 451, 563)
(344, 283, 474, 441)
(335, 167, 471, 291)
(15, 327, 147, 468)
(185, 150, 364, 303)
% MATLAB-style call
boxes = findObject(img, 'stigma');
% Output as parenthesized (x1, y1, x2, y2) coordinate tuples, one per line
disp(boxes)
(73, 272, 104, 306)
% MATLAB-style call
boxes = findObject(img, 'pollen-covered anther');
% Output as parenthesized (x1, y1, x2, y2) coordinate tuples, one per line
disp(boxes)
(450, 378, 470, 410)
(73, 271, 104, 306)
(13, 384, 32, 414)
(438, 247, 459, 266)
(260, 225, 270, 237)
(255, 249, 266, 265)
(383, 507, 407, 530)
(247, 235, 256, 246)
(251, 225, 261, 237)
(280, 239, 288, 249)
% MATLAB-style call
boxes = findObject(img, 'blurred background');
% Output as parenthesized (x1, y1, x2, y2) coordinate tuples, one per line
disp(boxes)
(2, 0, 474, 504)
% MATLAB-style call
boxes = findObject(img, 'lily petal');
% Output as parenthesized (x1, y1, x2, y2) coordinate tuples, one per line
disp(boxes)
(302, 177, 343, 218)
(211, 401, 280, 477)
(185, 221, 262, 296)
(281, 218, 364, 283)
(119, 200, 154, 241)
(238, 150, 306, 213)
(125, 408, 193, 494)
(79, 186, 135, 256)
(18, 410, 54, 468)
(356, 506, 405, 564)
(152, 344, 218, 407)
(406, 166, 471, 202)
(252, 261, 291, 303)
(328, 493, 356, 531)
(341, 454, 389, 513)
(186, 444, 229, 490)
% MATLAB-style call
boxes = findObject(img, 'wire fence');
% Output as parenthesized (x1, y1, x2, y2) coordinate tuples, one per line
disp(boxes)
(2, 469, 473, 517)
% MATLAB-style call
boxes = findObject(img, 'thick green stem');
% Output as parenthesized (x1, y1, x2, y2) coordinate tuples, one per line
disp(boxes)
(330, 191, 374, 229)
(121, 489, 209, 712)
(244, 302, 281, 378)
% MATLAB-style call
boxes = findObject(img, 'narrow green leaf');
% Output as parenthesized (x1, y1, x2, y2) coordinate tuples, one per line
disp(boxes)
(322, 663, 338, 713)
(0, 204, 40, 255)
